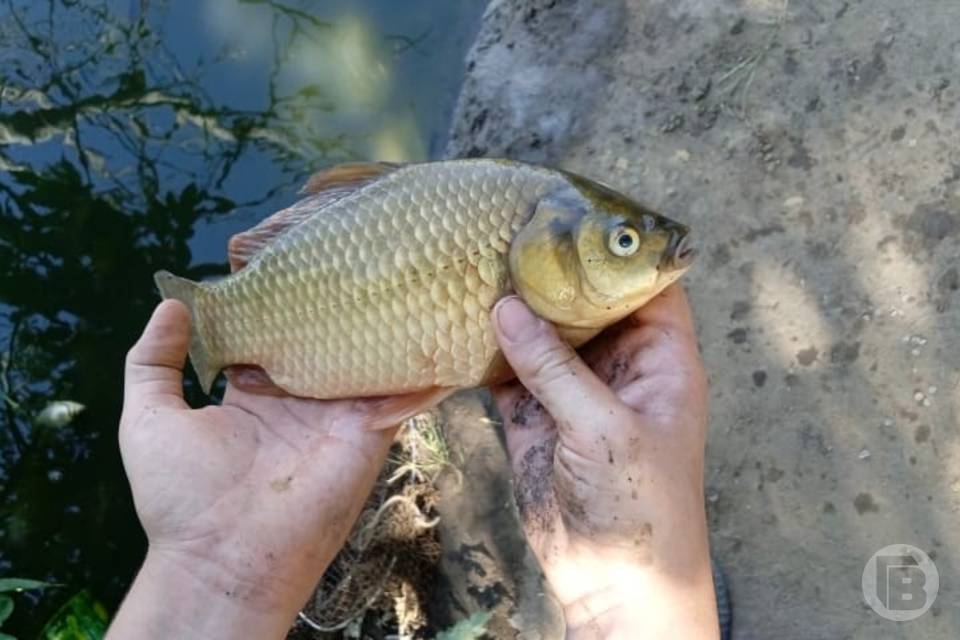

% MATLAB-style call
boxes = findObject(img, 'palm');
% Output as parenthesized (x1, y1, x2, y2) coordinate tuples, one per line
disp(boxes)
(127, 390, 385, 557)
(119, 301, 436, 593)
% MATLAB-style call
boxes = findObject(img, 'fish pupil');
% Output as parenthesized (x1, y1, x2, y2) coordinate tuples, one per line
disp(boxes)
(618, 234, 633, 248)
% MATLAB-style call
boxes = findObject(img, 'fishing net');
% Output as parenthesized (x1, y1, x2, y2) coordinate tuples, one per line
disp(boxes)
(296, 412, 454, 638)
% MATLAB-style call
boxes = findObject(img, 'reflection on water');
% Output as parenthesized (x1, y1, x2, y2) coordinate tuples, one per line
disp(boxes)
(0, 0, 484, 632)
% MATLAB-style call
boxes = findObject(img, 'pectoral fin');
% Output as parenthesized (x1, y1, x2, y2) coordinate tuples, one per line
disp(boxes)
(224, 365, 288, 396)
(361, 386, 458, 430)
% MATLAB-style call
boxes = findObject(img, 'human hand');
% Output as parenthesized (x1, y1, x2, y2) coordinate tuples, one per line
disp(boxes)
(491, 285, 718, 639)
(109, 300, 436, 639)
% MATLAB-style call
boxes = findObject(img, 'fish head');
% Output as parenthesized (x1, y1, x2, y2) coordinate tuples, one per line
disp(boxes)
(509, 173, 695, 329)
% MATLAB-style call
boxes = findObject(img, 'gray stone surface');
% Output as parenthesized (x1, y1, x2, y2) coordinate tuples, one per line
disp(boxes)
(431, 392, 565, 639)
(444, 0, 960, 638)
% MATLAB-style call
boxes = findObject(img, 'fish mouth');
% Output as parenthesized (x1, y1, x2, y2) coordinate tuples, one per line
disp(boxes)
(661, 230, 697, 271)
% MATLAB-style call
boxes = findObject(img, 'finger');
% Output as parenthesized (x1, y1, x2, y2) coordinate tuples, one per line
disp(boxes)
(628, 283, 697, 338)
(595, 286, 704, 386)
(492, 297, 630, 440)
(612, 285, 708, 431)
(124, 300, 190, 409)
(578, 284, 697, 369)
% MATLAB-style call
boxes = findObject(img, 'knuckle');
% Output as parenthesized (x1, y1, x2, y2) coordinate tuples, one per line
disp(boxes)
(527, 343, 579, 390)
(124, 344, 143, 371)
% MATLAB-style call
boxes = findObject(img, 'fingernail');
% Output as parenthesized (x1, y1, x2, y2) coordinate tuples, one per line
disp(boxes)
(496, 297, 541, 342)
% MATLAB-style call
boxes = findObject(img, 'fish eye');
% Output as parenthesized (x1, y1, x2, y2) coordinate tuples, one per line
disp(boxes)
(608, 225, 640, 257)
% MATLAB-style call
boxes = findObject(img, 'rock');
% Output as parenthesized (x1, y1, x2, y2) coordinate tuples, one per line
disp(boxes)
(446, 0, 628, 164)
(444, 0, 960, 636)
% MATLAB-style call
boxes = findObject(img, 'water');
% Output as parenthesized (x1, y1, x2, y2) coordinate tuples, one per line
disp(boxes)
(0, 0, 485, 633)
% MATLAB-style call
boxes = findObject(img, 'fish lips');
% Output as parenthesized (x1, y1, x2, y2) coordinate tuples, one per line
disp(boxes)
(661, 230, 697, 272)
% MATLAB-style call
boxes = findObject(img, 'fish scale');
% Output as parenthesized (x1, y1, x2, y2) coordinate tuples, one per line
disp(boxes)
(195, 161, 557, 397)
(155, 158, 693, 401)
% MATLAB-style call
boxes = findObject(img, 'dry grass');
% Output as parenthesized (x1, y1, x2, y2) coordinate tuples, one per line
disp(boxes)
(716, 0, 791, 117)
(297, 411, 453, 639)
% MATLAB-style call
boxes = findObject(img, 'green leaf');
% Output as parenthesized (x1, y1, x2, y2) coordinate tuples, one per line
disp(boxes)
(0, 595, 13, 625)
(39, 590, 108, 640)
(0, 632, 17, 640)
(435, 612, 492, 640)
(0, 578, 57, 594)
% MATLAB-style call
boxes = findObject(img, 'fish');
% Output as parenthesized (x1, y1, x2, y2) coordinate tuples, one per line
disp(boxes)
(154, 159, 694, 405)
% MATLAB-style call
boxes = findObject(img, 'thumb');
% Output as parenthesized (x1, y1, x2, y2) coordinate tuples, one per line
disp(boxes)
(492, 297, 627, 438)
(123, 300, 190, 409)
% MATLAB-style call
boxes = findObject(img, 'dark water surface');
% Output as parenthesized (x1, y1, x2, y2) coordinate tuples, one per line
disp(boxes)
(0, 0, 484, 632)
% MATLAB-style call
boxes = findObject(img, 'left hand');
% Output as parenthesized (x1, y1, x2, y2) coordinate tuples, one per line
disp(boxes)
(109, 300, 433, 639)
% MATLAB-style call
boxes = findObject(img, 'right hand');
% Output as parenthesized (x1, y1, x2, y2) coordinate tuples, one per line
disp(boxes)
(491, 285, 719, 639)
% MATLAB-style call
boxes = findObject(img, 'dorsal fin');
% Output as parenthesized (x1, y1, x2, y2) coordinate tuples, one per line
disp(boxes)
(227, 161, 401, 272)
(300, 161, 400, 195)
(228, 198, 318, 272)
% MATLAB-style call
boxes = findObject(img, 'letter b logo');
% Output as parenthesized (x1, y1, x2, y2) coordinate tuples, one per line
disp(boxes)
(863, 545, 939, 621)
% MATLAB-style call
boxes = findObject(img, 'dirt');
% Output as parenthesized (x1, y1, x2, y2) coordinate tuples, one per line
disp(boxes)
(438, 0, 960, 638)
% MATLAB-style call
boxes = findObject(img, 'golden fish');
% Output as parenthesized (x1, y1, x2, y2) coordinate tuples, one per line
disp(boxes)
(155, 159, 694, 402)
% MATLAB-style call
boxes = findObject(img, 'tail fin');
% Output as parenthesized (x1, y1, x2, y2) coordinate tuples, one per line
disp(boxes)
(153, 270, 221, 394)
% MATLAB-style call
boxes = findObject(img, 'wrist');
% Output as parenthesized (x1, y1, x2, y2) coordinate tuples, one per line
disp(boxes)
(550, 530, 718, 640)
(561, 561, 720, 640)
(107, 547, 314, 639)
